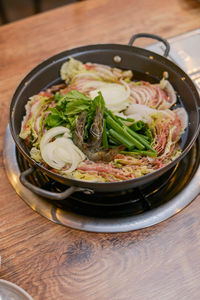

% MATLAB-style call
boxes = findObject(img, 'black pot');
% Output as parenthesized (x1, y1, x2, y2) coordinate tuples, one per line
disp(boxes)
(9, 33, 200, 200)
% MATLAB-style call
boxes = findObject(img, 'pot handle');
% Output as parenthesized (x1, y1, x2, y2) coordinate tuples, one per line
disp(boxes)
(128, 33, 170, 57)
(19, 167, 94, 200)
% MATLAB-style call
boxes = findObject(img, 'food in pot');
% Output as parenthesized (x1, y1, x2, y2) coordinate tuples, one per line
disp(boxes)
(19, 58, 188, 182)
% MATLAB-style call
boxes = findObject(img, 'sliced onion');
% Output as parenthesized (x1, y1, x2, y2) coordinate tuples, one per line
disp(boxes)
(89, 80, 130, 113)
(42, 142, 66, 169)
(40, 126, 71, 149)
(55, 139, 73, 164)
(40, 128, 85, 173)
(54, 138, 81, 172)
(67, 139, 86, 160)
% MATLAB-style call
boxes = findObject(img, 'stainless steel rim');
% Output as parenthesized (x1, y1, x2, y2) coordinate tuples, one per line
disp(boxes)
(3, 125, 200, 233)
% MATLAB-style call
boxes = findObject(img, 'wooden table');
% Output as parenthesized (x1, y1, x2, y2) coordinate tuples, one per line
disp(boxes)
(1, 0, 200, 299)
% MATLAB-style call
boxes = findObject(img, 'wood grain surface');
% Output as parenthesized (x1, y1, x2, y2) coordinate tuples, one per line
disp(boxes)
(1, 0, 200, 299)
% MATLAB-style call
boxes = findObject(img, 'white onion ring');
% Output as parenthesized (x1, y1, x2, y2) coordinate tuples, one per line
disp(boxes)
(89, 80, 130, 113)
(40, 127, 85, 173)
(40, 126, 71, 149)
(42, 142, 65, 169)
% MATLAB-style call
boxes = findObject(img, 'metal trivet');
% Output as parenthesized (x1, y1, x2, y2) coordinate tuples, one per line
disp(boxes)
(3, 126, 200, 232)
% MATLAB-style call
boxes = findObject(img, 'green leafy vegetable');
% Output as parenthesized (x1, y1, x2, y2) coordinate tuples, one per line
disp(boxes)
(66, 99, 91, 116)
(61, 90, 91, 102)
(54, 92, 64, 102)
(44, 90, 92, 130)
(45, 108, 67, 128)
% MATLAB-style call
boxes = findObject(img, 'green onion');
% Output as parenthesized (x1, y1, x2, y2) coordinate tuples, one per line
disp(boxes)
(108, 138, 120, 146)
(108, 134, 121, 145)
(117, 118, 157, 153)
(106, 116, 145, 150)
(137, 133, 150, 141)
(102, 120, 108, 150)
(105, 108, 156, 153)
(121, 150, 157, 157)
(127, 128, 157, 153)
(117, 116, 135, 122)
(130, 121, 144, 131)
(109, 129, 135, 150)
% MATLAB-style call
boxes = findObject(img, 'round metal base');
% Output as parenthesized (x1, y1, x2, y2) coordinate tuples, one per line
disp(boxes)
(3, 125, 200, 232)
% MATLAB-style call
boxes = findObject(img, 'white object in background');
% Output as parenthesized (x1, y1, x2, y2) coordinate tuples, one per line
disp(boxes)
(167, 29, 200, 75)
(0, 279, 33, 300)
(146, 29, 200, 92)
